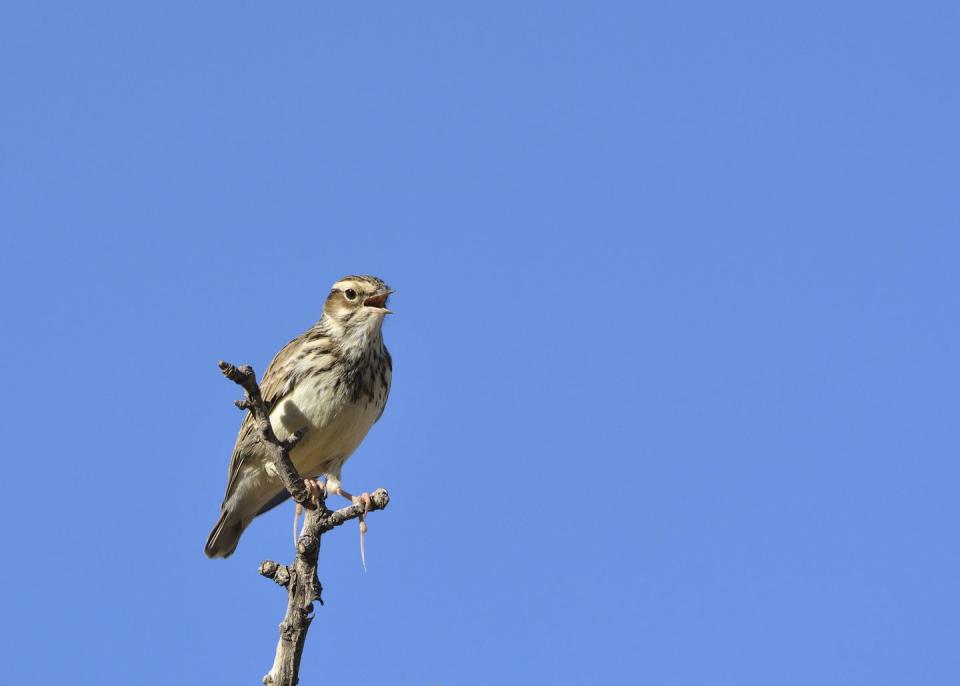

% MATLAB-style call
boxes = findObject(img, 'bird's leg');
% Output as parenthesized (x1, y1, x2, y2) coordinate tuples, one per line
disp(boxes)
(334, 486, 372, 513)
(334, 486, 372, 571)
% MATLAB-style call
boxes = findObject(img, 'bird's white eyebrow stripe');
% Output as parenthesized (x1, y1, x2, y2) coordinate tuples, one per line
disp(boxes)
(332, 280, 364, 293)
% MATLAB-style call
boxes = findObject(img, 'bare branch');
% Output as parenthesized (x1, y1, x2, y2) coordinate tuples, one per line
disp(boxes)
(218, 359, 390, 686)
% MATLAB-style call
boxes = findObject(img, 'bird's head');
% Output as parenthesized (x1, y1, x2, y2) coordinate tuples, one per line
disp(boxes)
(323, 275, 393, 340)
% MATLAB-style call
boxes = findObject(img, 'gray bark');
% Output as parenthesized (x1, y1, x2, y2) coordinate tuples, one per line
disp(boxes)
(259, 490, 389, 685)
(220, 360, 390, 686)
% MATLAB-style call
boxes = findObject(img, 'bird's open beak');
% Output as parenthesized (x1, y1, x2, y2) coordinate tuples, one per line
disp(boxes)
(363, 289, 394, 314)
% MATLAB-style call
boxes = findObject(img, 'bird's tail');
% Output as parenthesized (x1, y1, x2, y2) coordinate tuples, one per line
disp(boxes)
(204, 508, 246, 558)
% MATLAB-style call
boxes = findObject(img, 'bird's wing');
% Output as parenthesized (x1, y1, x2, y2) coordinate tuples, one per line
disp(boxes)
(219, 331, 308, 506)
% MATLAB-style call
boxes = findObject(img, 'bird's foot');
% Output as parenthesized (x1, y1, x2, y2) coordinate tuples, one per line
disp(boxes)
(335, 487, 372, 571)
(303, 477, 326, 504)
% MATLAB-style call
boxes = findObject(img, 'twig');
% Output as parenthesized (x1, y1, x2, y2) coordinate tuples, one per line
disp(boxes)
(218, 360, 390, 686)
(259, 489, 390, 686)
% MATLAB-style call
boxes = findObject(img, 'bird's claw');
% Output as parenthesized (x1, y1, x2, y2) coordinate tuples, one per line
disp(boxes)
(352, 492, 373, 514)
(303, 477, 325, 506)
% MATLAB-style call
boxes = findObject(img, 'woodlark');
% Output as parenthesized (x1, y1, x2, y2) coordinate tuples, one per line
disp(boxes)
(205, 275, 393, 558)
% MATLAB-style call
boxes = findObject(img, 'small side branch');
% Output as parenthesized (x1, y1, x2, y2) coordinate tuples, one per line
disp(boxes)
(316, 488, 389, 532)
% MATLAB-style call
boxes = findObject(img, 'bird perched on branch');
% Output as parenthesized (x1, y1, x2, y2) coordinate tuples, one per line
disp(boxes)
(205, 274, 393, 559)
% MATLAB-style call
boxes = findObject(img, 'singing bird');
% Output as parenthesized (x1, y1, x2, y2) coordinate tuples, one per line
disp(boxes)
(205, 275, 393, 558)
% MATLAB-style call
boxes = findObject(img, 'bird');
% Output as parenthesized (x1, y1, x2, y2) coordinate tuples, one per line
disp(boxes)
(205, 274, 393, 559)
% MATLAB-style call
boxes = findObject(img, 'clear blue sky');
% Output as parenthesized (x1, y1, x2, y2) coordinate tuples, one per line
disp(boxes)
(1, 2, 957, 684)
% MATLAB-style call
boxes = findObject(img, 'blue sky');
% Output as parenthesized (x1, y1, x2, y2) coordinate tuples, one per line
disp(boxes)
(1, 2, 957, 684)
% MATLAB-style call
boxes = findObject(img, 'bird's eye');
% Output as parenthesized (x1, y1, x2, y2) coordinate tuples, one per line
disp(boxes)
(345, 288, 357, 300)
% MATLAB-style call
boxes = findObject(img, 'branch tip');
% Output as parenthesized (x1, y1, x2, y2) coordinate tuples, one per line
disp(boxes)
(260, 560, 292, 587)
